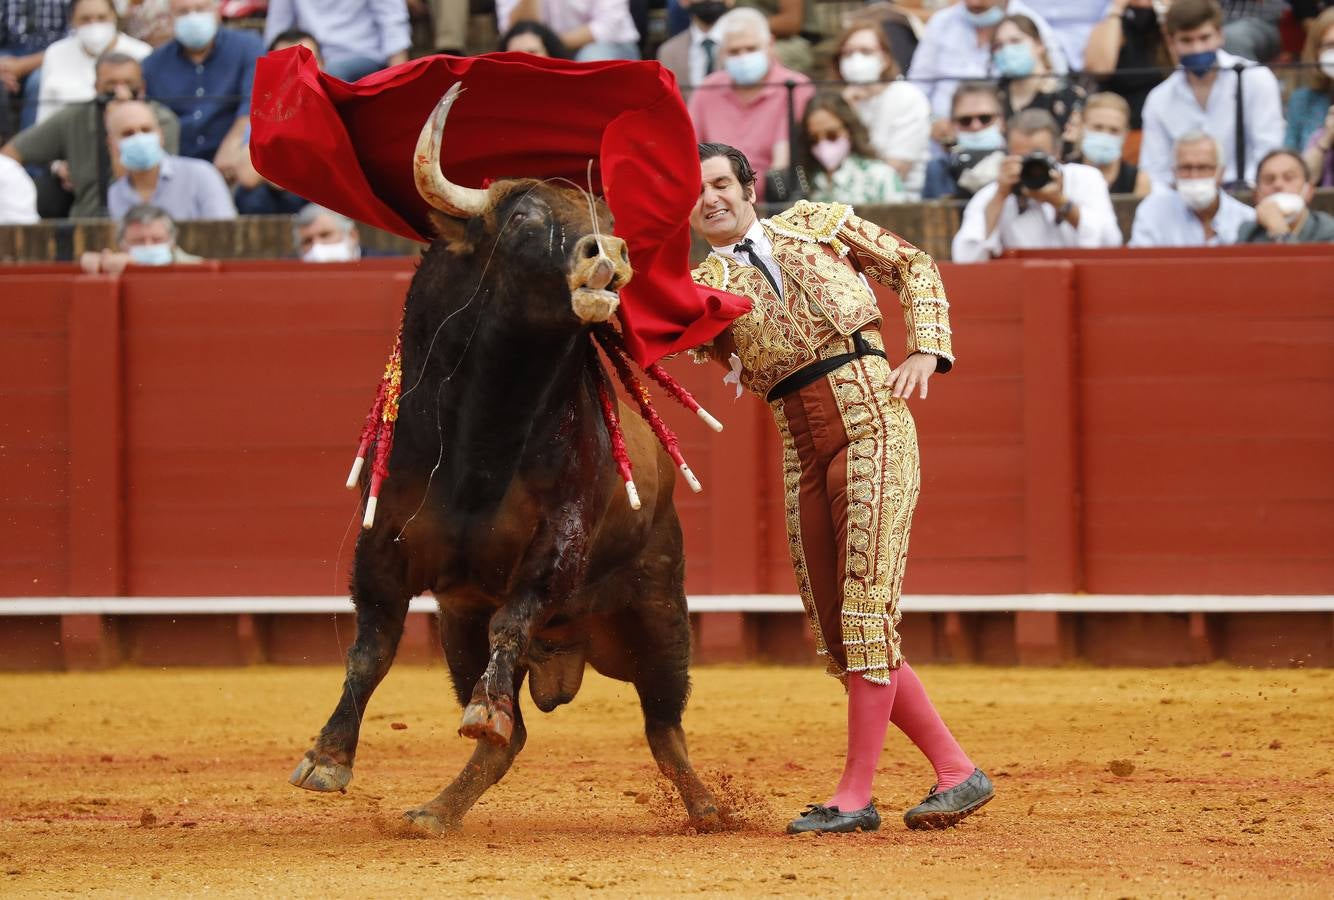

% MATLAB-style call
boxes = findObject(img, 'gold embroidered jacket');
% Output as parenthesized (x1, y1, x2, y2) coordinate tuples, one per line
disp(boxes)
(690, 200, 954, 398)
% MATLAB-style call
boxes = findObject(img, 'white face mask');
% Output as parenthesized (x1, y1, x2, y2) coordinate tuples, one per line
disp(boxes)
(1320, 49, 1334, 81)
(303, 238, 358, 262)
(1269, 191, 1307, 223)
(77, 22, 117, 55)
(1176, 177, 1218, 211)
(839, 51, 884, 85)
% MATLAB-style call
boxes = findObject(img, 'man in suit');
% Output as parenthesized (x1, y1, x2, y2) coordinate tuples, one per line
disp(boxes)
(657, 0, 733, 98)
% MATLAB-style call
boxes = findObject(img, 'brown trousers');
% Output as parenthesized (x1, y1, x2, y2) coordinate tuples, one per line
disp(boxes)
(771, 349, 921, 685)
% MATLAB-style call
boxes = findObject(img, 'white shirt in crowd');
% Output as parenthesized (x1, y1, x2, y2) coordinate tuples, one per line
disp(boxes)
(36, 31, 152, 124)
(952, 162, 1122, 262)
(496, 0, 639, 47)
(1128, 186, 1256, 247)
(907, 0, 1068, 122)
(0, 154, 39, 224)
(1138, 49, 1285, 188)
(851, 81, 932, 199)
(1020, 0, 1112, 71)
(687, 21, 723, 87)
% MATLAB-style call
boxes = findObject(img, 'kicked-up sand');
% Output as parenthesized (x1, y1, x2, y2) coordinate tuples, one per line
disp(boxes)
(1, 663, 1331, 898)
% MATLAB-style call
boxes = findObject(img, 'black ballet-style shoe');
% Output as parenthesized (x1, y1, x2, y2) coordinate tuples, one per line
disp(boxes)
(785, 802, 881, 834)
(902, 768, 994, 830)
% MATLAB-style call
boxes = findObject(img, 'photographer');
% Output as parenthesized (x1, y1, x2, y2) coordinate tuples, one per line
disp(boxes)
(922, 81, 1007, 201)
(952, 107, 1121, 263)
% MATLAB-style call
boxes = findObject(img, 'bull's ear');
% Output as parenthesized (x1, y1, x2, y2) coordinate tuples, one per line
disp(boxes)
(426, 210, 475, 253)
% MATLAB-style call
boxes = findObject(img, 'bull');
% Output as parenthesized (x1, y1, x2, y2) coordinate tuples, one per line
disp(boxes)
(288, 85, 722, 834)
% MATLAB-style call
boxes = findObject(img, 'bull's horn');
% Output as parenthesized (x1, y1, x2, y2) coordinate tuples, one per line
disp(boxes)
(414, 83, 491, 218)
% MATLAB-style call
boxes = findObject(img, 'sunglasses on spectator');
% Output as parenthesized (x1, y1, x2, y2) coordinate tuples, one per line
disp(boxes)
(953, 114, 997, 128)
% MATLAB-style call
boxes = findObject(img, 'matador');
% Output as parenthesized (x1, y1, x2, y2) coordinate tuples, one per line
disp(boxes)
(688, 143, 994, 834)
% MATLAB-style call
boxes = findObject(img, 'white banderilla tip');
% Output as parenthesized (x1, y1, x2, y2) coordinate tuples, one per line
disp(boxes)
(680, 464, 702, 493)
(346, 455, 366, 490)
(361, 495, 378, 530)
(696, 407, 724, 433)
(624, 480, 641, 510)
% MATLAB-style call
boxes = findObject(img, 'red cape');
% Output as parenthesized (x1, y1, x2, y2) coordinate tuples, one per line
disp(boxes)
(249, 48, 749, 366)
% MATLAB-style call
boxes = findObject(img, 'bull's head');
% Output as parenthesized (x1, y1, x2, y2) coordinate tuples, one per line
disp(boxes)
(414, 84, 632, 326)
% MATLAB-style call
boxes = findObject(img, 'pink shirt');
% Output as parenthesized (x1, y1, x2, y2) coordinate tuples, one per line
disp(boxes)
(687, 60, 813, 200)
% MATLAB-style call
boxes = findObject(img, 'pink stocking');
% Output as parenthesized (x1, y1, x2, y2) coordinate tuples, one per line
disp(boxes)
(890, 661, 974, 791)
(827, 672, 897, 811)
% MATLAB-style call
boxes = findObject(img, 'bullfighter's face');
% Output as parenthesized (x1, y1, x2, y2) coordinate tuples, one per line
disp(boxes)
(690, 154, 757, 247)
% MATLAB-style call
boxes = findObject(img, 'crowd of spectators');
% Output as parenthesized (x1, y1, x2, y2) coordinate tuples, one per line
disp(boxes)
(1, 0, 1333, 261)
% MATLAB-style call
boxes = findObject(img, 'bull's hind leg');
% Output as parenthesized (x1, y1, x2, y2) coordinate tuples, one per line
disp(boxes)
(404, 607, 528, 834)
(290, 542, 410, 793)
(624, 605, 722, 831)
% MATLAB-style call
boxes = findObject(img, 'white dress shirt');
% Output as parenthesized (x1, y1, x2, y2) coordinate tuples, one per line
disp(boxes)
(496, 0, 639, 46)
(852, 81, 932, 199)
(1019, 0, 1112, 71)
(36, 32, 152, 124)
(0, 154, 39, 224)
(1128, 186, 1256, 247)
(952, 162, 1122, 262)
(710, 219, 784, 301)
(906, 0, 1069, 122)
(687, 22, 723, 87)
(1138, 49, 1285, 188)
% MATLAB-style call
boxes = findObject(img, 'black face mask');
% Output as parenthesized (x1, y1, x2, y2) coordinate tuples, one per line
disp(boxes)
(691, 1, 729, 26)
(1122, 6, 1158, 32)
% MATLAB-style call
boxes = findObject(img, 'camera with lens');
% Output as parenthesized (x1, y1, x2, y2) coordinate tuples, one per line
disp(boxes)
(1012, 151, 1058, 196)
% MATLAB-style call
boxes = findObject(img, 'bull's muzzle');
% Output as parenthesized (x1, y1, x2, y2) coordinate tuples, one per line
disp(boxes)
(569, 235, 632, 323)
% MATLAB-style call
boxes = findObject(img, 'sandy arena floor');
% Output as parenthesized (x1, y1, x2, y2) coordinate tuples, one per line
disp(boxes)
(1, 663, 1332, 898)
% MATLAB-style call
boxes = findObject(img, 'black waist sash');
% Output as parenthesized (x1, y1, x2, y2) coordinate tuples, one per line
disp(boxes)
(765, 332, 888, 403)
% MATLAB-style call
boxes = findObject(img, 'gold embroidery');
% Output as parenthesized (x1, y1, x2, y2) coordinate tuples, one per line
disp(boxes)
(832, 357, 920, 684)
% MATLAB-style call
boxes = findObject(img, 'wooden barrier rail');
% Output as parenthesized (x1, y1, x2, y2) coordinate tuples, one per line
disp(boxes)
(1, 249, 1332, 669)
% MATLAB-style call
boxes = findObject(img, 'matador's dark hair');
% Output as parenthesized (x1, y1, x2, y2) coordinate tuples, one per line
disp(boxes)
(698, 142, 757, 190)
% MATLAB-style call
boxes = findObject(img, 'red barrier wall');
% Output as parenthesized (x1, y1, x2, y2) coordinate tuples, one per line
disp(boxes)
(2, 252, 1332, 669)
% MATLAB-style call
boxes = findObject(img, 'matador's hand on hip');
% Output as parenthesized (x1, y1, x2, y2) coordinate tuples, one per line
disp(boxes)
(888, 353, 938, 400)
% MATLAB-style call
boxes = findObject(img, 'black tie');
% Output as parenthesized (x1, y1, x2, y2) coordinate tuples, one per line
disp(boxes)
(734, 238, 781, 298)
(701, 37, 716, 75)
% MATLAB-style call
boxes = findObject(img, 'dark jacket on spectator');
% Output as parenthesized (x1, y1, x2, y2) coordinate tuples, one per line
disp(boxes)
(1237, 208, 1334, 242)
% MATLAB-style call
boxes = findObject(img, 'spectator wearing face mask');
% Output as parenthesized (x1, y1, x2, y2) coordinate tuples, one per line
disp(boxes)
(141, 0, 262, 180)
(952, 107, 1121, 262)
(35, 0, 151, 124)
(1073, 92, 1150, 196)
(0, 150, 38, 222)
(80, 203, 202, 272)
(991, 14, 1085, 158)
(687, 7, 813, 200)
(657, 0, 731, 99)
(1285, 9, 1334, 155)
(906, 0, 1067, 142)
(831, 24, 930, 199)
(1236, 148, 1334, 243)
(1138, 0, 1284, 189)
(2, 52, 179, 218)
(800, 92, 905, 205)
(922, 80, 1006, 201)
(1129, 131, 1254, 246)
(294, 204, 363, 262)
(1084, 0, 1171, 137)
(105, 98, 235, 220)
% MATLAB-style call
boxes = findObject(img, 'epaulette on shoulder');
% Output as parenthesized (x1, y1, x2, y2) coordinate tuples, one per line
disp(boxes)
(691, 253, 728, 289)
(763, 200, 854, 257)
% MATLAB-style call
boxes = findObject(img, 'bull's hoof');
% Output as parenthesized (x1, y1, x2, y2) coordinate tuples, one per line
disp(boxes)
(289, 751, 353, 793)
(402, 806, 459, 835)
(458, 701, 513, 747)
(689, 806, 726, 834)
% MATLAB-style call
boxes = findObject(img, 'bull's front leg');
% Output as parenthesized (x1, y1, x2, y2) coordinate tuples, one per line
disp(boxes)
(457, 503, 591, 748)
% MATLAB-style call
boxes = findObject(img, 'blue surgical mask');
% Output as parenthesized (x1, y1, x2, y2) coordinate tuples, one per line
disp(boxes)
(128, 242, 174, 266)
(955, 124, 1005, 152)
(174, 11, 219, 50)
(119, 131, 164, 171)
(964, 5, 1005, 29)
(725, 50, 769, 86)
(1179, 49, 1217, 77)
(1080, 131, 1125, 166)
(993, 42, 1036, 78)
